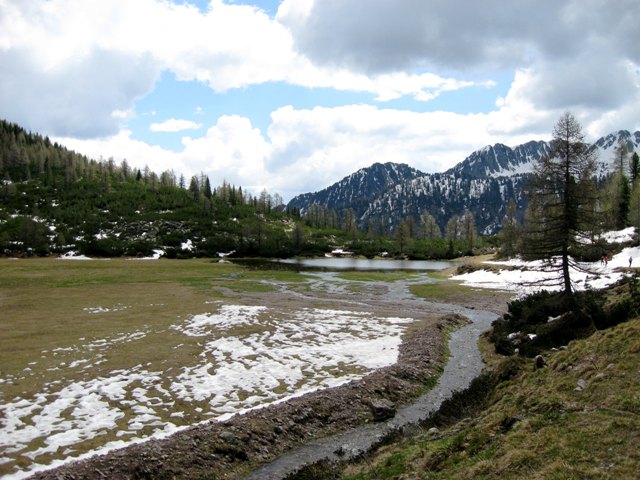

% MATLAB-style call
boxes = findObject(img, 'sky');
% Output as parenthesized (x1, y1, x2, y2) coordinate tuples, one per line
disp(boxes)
(1, 0, 639, 201)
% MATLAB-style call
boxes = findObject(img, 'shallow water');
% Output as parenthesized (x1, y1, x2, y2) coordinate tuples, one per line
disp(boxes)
(246, 305, 497, 479)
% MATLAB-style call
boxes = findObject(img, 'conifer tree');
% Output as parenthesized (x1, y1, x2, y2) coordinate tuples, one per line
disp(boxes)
(446, 215, 460, 241)
(631, 151, 640, 185)
(188, 176, 200, 200)
(462, 210, 476, 254)
(419, 210, 441, 239)
(523, 112, 598, 296)
(499, 199, 521, 257)
(203, 176, 212, 200)
(613, 141, 631, 229)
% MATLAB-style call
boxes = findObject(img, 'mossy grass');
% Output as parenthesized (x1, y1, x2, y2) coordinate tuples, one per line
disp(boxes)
(341, 316, 640, 480)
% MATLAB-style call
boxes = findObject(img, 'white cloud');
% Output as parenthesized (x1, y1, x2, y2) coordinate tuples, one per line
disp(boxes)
(56, 130, 185, 176)
(3, 0, 640, 203)
(281, 0, 640, 112)
(150, 118, 203, 132)
(0, 0, 489, 139)
(181, 115, 272, 189)
(59, 102, 556, 202)
(0, 46, 158, 138)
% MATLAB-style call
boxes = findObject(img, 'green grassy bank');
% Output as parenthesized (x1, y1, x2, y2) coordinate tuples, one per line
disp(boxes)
(337, 312, 640, 479)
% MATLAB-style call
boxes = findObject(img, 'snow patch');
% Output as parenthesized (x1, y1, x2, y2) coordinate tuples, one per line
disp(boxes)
(2, 305, 416, 479)
(454, 245, 640, 296)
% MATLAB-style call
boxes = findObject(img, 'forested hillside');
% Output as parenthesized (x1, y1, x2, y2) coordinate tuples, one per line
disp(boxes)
(0, 119, 304, 257)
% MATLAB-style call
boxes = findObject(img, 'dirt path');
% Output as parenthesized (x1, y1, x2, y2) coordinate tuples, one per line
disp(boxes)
(28, 272, 509, 480)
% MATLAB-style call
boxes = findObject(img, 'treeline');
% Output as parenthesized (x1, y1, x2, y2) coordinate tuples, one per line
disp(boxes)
(299, 201, 488, 258)
(0, 119, 293, 257)
(0, 119, 485, 259)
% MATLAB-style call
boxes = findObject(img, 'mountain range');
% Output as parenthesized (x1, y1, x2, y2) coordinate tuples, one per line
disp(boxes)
(288, 130, 640, 235)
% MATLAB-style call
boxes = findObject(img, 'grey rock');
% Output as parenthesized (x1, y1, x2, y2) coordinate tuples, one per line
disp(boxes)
(369, 399, 396, 421)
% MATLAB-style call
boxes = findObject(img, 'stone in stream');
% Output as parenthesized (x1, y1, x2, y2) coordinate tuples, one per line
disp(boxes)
(369, 398, 396, 421)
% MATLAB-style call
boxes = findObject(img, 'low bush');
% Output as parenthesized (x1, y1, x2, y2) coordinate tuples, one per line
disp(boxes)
(490, 290, 607, 357)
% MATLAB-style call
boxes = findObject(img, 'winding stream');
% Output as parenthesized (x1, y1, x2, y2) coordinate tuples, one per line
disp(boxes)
(245, 268, 498, 479)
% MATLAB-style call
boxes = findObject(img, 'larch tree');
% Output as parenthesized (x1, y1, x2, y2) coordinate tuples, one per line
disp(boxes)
(524, 112, 599, 296)
(419, 210, 441, 239)
(500, 198, 521, 258)
(462, 210, 476, 254)
(446, 214, 460, 241)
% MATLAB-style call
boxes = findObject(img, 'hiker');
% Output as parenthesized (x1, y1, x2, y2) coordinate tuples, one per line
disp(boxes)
(630, 257, 633, 268)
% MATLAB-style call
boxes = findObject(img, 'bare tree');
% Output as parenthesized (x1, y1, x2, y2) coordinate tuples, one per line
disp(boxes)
(499, 199, 521, 257)
(446, 215, 461, 241)
(462, 210, 476, 254)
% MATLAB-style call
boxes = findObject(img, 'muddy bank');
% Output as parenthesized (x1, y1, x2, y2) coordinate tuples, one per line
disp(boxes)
(29, 312, 469, 480)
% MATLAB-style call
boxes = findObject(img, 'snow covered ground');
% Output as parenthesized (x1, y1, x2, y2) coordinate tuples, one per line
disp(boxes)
(452, 228, 638, 296)
(0, 304, 415, 479)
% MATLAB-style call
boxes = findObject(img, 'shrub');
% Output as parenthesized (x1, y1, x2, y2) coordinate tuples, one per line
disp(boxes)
(490, 290, 605, 357)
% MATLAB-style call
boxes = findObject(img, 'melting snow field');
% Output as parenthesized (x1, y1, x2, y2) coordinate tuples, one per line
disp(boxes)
(452, 228, 638, 296)
(0, 304, 414, 479)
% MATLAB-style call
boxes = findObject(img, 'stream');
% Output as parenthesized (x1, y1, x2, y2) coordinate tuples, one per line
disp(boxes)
(246, 302, 497, 479)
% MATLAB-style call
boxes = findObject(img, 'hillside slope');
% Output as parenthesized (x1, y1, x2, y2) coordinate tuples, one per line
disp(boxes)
(339, 316, 640, 479)
(0, 119, 299, 258)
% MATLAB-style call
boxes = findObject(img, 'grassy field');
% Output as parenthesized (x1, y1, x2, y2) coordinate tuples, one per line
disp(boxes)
(1, 258, 336, 476)
(1, 258, 240, 391)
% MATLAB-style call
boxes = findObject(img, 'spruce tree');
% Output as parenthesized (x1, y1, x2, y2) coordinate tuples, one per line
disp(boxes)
(631, 152, 640, 184)
(614, 141, 631, 229)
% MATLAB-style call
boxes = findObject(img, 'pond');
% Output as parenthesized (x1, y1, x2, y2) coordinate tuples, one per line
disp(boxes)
(236, 257, 452, 272)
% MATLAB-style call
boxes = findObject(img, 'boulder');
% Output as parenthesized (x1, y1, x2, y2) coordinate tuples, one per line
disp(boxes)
(369, 399, 396, 421)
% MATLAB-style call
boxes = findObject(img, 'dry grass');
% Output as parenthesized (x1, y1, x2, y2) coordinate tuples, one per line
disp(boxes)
(0, 259, 237, 383)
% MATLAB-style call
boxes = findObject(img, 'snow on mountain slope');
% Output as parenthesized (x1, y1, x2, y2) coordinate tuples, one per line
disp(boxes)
(287, 130, 640, 235)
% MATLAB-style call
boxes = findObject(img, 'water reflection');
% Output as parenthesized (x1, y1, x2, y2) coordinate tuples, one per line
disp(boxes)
(234, 257, 451, 272)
